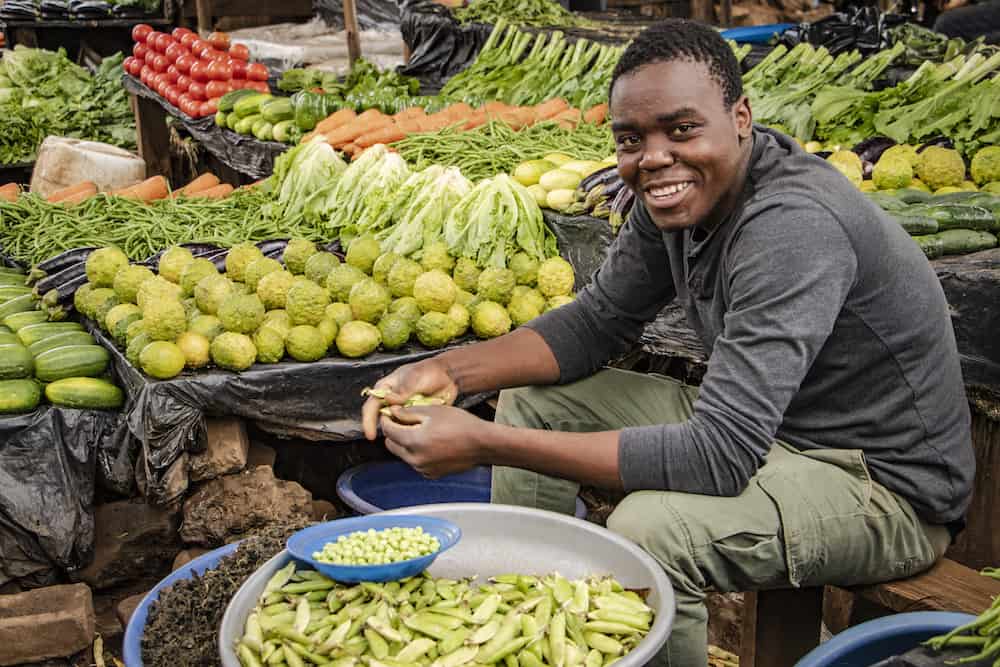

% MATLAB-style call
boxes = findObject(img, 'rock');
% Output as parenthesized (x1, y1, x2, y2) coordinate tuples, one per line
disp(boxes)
(311, 500, 338, 522)
(247, 441, 277, 469)
(172, 548, 211, 572)
(180, 466, 312, 547)
(0, 584, 95, 665)
(706, 592, 744, 656)
(189, 418, 250, 482)
(115, 593, 145, 628)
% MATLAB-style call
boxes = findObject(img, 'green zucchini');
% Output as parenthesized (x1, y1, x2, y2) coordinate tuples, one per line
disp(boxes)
(3, 310, 47, 331)
(34, 345, 110, 382)
(0, 344, 34, 379)
(233, 93, 272, 118)
(27, 330, 96, 357)
(0, 274, 26, 286)
(261, 98, 294, 124)
(0, 286, 33, 301)
(0, 294, 37, 320)
(934, 229, 999, 255)
(16, 321, 84, 347)
(929, 192, 1000, 207)
(914, 204, 996, 232)
(252, 121, 274, 141)
(0, 379, 41, 414)
(235, 114, 262, 135)
(272, 119, 296, 143)
(894, 188, 933, 204)
(0, 267, 25, 276)
(890, 214, 938, 236)
(216, 110, 229, 128)
(0, 332, 19, 345)
(913, 234, 945, 259)
(45, 377, 124, 409)
(227, 112, 243, 131)
(218, 88, 258, 113)
(865, 192, 909, 212)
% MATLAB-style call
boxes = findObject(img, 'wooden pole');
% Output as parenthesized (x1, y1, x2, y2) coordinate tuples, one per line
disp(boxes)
(195, 0, 212, 36)
(343, 0, 362, 67)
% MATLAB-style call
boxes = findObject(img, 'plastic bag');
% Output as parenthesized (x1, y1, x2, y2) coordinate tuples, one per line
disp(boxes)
(398, 0, 494, 87)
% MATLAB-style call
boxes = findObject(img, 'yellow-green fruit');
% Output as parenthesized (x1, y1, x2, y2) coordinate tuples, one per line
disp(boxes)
(283, 238, 318, 275)
(112, 310, 143, 346)
(372, 253, 400, 285)
(935, 186, 965, 195)
(137, 276, 182, 311)
(349, 278, 391, 324)
(182, 297, 201, 324)
(880, 144, 919, 168)
(827, 150, 863, 174)
(286, 280, 331, 326)
(176, 332, 211, 369)
(253, 327, 285, 363)
(452, 257, 481, 292)
(477, 267, 516, 305)
(324, 303, 353, 328)
(113, 265, 154, 304)
(317, 318, 339, 348)
(189, 315, 224, 341)
(860, 180, 877, 192)
(455, 289, 475, 307)
(86, 247, 129, 288)
(546, 294, 575, 311)
(908, 178, 931, 193)
(218, 293, 265, 334)
(872, 155, 913, 191)
(960, 181, 978, 191)
(420, 241, 455, 274)
(970, 146, 1000, 185)
(915, 146, 966, 191)
(414, 270, 457, 314)
(415, 311, 454, 349)
(105, 303, 141, 337)
(125, 318, 146, 346)
(158, 246, 194, 284)
(326, 264, 367, 303)
(388, 297, 421, 325)
(377, 314, 411, 351)
(261, 310, 292, 338)
(225, 243, 264, 283)
(536, 257, 575, 298)
(509, 252, 539, 286)
(126, 332, 152, 367)
(257, 270, 295, 310)
(983, 181, 1000, 194)
(194, 274, 233, 315)
(82, 287, 115, 322)
(507, 291, 543, 327)
(471, 301, 512, 339)
(210, 332, 257, 371)
(286, 325, 328, 362)
(143, 299, 187, 341)
(386, 258, 422, 298)
(244, 257, 282, 292)
(304, 252, 340, 285)
(73, 283, 94, 317)
(180, 258, 219, 298)
(140, 341, 186, 379)
(512, 286, 546, 310)
(336, 320, 381, 358)
(345, 237, 382, 275)
(447, 303, 470, 338)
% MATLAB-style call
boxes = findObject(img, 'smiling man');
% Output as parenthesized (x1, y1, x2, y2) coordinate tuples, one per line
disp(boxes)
(362, 19, 974, 665)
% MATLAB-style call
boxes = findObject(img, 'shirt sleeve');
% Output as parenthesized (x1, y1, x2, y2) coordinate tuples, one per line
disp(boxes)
(619, 195, 859, 496)
(524, 203, 677, 384)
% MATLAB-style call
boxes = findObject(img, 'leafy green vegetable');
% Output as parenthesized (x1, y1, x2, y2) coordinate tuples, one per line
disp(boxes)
(379, 166, 473, 258)
(453, 0, 596, 28)
(281, 59, 423, 115)
(263, 136, 347, 225)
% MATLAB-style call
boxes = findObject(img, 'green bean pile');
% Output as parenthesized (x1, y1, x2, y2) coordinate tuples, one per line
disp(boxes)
(393, 121, 615, 183)
(924, 567, 1000, 662)
(0, 190, 327, 265)
(238, 565, 654, 667)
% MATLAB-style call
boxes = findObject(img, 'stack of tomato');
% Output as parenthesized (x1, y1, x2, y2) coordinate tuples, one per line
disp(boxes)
(122, 25, 271, 119)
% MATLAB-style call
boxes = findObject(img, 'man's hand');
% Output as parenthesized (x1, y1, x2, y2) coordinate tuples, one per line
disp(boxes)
(361, 358, 459, 440)
(380, 405, 487, 478)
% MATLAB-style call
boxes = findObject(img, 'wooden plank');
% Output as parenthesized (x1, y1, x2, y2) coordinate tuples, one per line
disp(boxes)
(689, 0, 713, 22)
(343, 0, 362, 66)
(130, 94, 172, 182)
(947, 407, 1000, 570)
(183, 0, 312, 18)
(739, 588, 823, 667)
(847, 559, 1000, 615)
(195, 0, 213, 34)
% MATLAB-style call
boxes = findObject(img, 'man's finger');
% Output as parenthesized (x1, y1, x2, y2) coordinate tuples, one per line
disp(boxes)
(388, 405, 431, 425)
(384, 436, 413, 463)
(380, 411, 427, 446)
(361, 397, 383, 441)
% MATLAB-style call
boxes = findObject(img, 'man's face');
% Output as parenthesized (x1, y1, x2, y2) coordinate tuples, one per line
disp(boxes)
(610, 59, 752, 231)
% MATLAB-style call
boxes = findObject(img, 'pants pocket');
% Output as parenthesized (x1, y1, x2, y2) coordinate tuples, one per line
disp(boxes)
(710, 532, 789, 591)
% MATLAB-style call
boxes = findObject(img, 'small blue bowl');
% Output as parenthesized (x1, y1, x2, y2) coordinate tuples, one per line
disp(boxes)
(286, 514, 461, 583)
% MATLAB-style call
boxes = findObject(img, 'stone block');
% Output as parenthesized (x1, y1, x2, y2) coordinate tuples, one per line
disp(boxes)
(115, 593, 145, 628)
(247, 441, 277, 469)
(0, 584, 95, 665)
(189, 418, 250, 482)
(172, 547, 211, 572)
(311, 500, 338, 522)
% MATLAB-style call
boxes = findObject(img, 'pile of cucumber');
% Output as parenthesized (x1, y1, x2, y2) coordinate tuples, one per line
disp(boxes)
(0, 266, 124, 415)
(867, 190, 1000, 258)
(215, 90, 302, 144)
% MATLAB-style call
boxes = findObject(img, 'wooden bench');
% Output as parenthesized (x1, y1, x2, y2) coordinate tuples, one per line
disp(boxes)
(739, 558, 1000, 667)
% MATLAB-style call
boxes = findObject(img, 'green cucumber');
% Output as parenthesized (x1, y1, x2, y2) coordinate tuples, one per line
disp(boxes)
(913, 204, 996, 232)
(34, 345, 110, 382)
(218, 89, 258, 113)
(16, 321, 85, 347)
(272, 119, 296, 143)
(913, 234, 945, 259)
(0, 325, 8, 334)
(890, 214, 938, 236)
(0, 344, 34, 379)
(0, 274, 27, 286)
(0, 286, 33, 301)
(235, 114, 262, 135)
(3, 310, 47, 331)
(45, 377, 124, 409)
(27, 330, 96, 357)
(216, 110, 229, 128)
(934, 229, 999, 255)
(0, 294, 38, 320)
(894, 188, 933, 204)
(0, 379, 41, 414)
(261, 98, 294, 124)
(233, 93, 272, 118)
(227, 112, 243, 131)
(0, 332, 19, 345)
(252, 120, 274, 141)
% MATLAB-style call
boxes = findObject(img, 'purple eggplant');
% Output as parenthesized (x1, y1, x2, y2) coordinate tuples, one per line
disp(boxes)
(256, 239, 290, 256)
(34, 246, 98, 275)
(580, 166, 620, 194)
(33, 261, 87, 299)
(917, 137, 954, 152)
(851, 136, 896, 165)
(42, 271, 90, 308)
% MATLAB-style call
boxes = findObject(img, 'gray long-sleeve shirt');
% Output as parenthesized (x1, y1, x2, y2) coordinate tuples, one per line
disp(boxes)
(526, 127, 974, 524)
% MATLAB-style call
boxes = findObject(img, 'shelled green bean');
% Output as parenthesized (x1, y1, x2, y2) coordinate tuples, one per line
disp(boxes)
(923, 567, 1000, 662)
(237, 565, 654, 667)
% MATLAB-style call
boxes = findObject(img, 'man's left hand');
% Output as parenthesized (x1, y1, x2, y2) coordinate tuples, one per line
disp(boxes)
(380, 405, 488, 479)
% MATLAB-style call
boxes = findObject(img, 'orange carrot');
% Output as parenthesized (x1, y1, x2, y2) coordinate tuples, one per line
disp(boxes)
(396, 118, 424, 134)
(58, 184, 98, 206)
(120, 175, 169, 202)
(355, 123, 408, 149)
(341, 143, 360, 158)
(0, 183, 20, 202)
(47, 181, 97, 203)
(315, 108, 358, 134)
(535, 98, 570, 120)
(175, 173, 220, 197)
(394, 106, 425, 121)
(354, 108, 386, 125)
(187, 183, 234, 199)
(324, 114, 393, 147)
(441, 102, 475, 119)
(583, 103, 609, 125)
(463, 111, 488, 131)
(552, 108, 582, 128)
(482, 101, 510, 114)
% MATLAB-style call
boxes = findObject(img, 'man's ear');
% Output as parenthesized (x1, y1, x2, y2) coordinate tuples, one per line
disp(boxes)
(733, 95, 753, 140)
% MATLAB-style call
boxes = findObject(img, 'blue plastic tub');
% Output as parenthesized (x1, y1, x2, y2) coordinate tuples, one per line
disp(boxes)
(123, 541, 240, 667)
(337, 462, 588, 519)
(794, 611, 977, 667)
(721, 23, 795, 44)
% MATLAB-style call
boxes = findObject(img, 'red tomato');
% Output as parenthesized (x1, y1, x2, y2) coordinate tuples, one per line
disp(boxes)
(246, 63, 269, 82)
(152, 55, 169, 73)
(157, 80, 170, 97)
(176, 75, 191, 91)
(139, 66, 150, 84)
(229, 59, 247, 80)
(208, 31, 230, 50)
(145, 31, 160, 49)
(175, 54, 194, 74)
(123, 56, 135, 72)
(205, 80, 229, 99)
(189, 61, 209, 83)
(188, 82, 207, 101)
(129, 58, 143, 76)
(178, 93, 193, 109)
(206, 60, 231, 81)
(164, 42, 183, 63)
(132, 23, 153, 43)
(166, 66, 180, 84)
(155, 33, 173, 54)
(228, 43, 250, 61)
(165, 86, 181, 107)
(201, 99, 219, 116)
(247, 80, 270, 93)
(180, 32, 198, 49)
(133, 42, 148, 60)
(191, 39, 210, 59)
(171, 27, 192, 41)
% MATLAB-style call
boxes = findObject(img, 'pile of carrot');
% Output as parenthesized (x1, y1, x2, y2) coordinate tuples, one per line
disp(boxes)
(304, 99, 609, 159)
(0, 173, 240, 207)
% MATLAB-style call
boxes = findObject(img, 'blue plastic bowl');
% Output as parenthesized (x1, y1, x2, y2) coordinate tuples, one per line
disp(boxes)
(286, 514, 461, 583)
(123, 542, 240, 667)
(720, 23, 795, 44)
(795, 611, 977, 667)
(337, 462, 588, 519)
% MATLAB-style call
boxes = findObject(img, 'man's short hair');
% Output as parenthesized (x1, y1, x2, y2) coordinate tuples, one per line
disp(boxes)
(610, 19, 743, 109)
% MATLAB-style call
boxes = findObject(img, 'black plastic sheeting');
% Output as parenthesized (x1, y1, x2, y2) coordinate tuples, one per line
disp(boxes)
(122, 74, 288, 181)
(398, 0, 493, 88)
(777, 7, 905, 55)
(315, 0, 401, 30)
(543, 210, 614, 291)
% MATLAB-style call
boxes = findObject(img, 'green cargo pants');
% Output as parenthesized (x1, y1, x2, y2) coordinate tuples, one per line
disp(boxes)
(490, 368, 951, 666)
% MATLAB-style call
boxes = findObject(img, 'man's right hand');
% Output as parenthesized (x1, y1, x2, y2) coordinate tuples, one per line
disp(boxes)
(361, 357, 460, 440)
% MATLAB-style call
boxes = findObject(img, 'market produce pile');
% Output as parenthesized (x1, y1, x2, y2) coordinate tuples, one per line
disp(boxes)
(0, 47, 135, 165)
(235, 562, 654, 667)
(453, 0, 597, 28)
(923, 568, 1000, 663)
(280, 59, 428, 117)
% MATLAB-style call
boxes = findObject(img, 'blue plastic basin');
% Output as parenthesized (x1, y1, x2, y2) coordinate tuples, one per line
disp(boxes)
(721, 23, 795, 44)
(337, 462, 588, 519)
(795, 611, 977, 667)
(123, 541, 240, 667)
